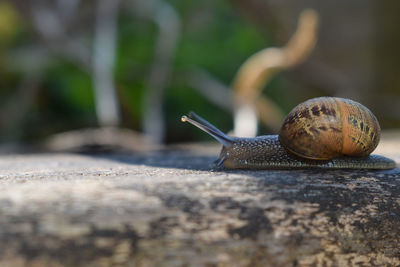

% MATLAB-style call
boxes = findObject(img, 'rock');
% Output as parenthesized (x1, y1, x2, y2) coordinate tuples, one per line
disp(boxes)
(0, 141, 399, 266)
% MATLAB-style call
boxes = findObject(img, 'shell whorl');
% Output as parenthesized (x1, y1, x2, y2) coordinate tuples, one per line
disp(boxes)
(279, 97, 380, 160)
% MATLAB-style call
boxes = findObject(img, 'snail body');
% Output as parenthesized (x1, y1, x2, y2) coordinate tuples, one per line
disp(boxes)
(181, 97, 396, 170)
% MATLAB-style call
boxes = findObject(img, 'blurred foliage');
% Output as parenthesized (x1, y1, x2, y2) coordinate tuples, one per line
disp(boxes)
(6, 1, 395, 145)
(0, 2, 20, 44)
(0, 0, 285, 144)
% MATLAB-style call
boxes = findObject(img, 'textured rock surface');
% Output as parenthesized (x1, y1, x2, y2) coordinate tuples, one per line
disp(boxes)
(0, 139, 399, 266)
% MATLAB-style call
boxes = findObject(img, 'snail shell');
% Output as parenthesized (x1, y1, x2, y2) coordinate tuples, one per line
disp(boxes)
(279, 97, 380, 160)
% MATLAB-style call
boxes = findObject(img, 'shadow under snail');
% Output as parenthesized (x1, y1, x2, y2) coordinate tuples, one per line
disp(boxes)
(181, 97, 396, 169)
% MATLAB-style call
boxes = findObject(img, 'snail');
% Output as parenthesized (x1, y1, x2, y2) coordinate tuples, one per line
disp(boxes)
(181, 97, 396, 169)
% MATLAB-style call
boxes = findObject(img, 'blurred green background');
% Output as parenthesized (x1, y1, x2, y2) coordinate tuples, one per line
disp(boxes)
(0, 0, 399, 148)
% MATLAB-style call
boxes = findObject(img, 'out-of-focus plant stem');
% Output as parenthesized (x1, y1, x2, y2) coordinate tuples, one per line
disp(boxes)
(92, 0, 120, 127)
(132, 0, 181, 144)
(232, 9, 319, 137)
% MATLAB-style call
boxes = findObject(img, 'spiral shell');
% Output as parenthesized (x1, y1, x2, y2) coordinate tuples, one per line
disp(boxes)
(278, 97, 380, 160)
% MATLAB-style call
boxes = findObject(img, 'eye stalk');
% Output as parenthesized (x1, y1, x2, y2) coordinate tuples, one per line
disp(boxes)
(181, 112, 233, 148)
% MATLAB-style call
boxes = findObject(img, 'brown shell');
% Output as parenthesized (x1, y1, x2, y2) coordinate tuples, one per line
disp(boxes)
(278, 97, 380, 160)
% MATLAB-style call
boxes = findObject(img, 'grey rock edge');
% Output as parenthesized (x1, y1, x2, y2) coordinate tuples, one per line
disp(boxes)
(0, 144, 399, 266)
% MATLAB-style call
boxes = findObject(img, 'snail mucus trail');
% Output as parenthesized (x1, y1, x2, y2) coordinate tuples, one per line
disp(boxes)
(181, 97, 396, 170)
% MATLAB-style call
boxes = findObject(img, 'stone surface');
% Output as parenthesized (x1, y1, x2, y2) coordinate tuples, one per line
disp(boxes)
(0, 137, 399, 266)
